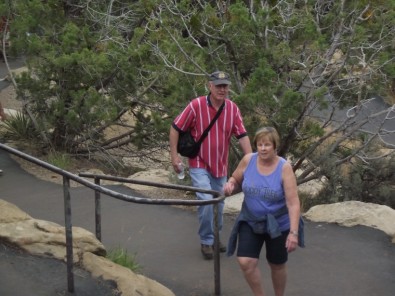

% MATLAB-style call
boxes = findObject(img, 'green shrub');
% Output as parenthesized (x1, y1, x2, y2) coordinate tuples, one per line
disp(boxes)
(0, 112, 39, 141)
(314, 153, 395, 209)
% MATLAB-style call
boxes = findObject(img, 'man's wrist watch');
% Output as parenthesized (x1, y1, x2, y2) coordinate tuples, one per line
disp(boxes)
(289, 230, 298, 237)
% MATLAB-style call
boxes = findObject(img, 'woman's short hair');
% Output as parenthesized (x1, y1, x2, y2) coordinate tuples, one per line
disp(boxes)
(253, 127, 280, 150)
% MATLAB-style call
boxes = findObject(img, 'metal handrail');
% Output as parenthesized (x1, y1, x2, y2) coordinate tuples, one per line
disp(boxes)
(0, 143, 225, 295)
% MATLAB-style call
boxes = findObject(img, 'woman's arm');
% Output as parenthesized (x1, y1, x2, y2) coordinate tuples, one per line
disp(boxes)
(223, 153, 252, 196)
(282, 161, 301, 252)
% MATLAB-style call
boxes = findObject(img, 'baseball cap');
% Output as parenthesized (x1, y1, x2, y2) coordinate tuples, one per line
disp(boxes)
(209, 71, 231, 85)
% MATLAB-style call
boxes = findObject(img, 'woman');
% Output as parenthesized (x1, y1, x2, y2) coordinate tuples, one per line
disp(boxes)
(223, 127, 303, 296)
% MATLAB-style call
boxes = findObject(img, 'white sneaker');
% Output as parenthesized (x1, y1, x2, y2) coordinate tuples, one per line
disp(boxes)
(0, 169, 3, 175)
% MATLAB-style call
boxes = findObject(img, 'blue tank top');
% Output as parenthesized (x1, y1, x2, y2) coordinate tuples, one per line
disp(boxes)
(242, 153, 290, 230)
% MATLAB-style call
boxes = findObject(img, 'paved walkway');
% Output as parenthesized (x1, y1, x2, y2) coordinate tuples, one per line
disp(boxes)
(1, 148, 395, 296)
(0, 241, 118, 296)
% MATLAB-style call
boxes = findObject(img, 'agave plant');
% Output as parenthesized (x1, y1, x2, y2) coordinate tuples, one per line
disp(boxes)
(0, 111, 40, 141)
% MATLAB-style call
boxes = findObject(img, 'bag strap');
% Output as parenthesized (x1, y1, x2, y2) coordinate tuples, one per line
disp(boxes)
(196, 102, 225, 144)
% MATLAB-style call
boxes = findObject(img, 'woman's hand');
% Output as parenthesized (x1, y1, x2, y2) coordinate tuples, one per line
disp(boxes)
(285, 232, 298, 253)
(224, 177, 241, 196)
(223, 181, 236, 196)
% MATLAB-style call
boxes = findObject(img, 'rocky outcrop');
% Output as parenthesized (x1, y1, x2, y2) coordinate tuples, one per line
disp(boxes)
(304, 201, 395, 244)
(83, 252, 172, 296)
(0, 199, 175, 296)
(225, 195, 395, 244)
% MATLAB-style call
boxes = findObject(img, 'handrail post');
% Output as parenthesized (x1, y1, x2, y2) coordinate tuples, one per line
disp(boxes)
(63, 176, 74, 293)
(94, 177, 102, 242)
(213, 196, 221, 295)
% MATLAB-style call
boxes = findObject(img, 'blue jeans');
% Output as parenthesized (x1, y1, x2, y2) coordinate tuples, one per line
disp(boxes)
(189, 168, 226, 245)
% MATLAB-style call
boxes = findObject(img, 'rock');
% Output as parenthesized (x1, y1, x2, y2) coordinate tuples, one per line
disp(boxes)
(224, 192, 243, 214)
(0, 199, 175, 296)
(304, 201, 395, 243)
(0, 218, 106, 261)
(7, 66, 28, 79)
(83, 252, 174, 296)
(124, 169, 185, 200)
(297, 178, 325, 197)
(3, 108, 20, 118)
(125, 169, 171, 192)
(79, 168, 122, 186)
(0, 199, 106, 262)
(0, 199, 31, 223)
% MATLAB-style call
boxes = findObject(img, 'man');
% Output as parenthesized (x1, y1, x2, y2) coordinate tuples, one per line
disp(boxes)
(169, 71, 252, 260)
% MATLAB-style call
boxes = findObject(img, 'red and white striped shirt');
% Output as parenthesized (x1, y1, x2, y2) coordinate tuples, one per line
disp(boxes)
(172, 95, 248, 177)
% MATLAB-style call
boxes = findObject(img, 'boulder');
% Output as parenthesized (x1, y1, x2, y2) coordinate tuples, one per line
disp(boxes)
(0, 199, 175, 296)
(224, 192, 243, 214)
(0, 199, 31, 223)
(0, 218, 106, 261)
(125, 169, 171, 193)
(304, 201, 395, 243)
(83, 252, 174, 296)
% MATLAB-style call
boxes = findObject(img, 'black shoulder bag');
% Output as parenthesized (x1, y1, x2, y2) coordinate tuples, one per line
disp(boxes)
(177, 103, 225, 158)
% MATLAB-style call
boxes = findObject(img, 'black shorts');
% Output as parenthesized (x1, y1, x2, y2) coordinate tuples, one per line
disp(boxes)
(236, 221, 289, 264)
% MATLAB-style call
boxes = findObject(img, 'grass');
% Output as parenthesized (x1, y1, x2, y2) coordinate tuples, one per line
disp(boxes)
(46, 151, 72, 170)
(106, 246, 141, 273)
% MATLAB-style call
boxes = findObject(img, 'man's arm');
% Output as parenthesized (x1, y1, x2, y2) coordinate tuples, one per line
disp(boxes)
(238, 135, 252, 155)
(169, 125, 182, 173)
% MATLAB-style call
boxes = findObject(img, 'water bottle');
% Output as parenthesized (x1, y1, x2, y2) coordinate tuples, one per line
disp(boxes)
(177, 162, 185, 180)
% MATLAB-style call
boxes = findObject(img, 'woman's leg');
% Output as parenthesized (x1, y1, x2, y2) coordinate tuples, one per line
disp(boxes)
(236, 222, 265, 295)
(238, 256, 265, 296)
(265, 232, 289, 296)
(269, 262, 287, 296)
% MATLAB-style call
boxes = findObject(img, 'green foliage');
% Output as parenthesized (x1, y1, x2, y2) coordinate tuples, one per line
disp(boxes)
(303, 120, 324, 138)
(3, 0, 394, 209)
(0, 112, 40, 141)
(9, 1, 129, 151)
(315, 152, 395, 209)
(46, 151, 72, 170)
(106, 246, 141, 273)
